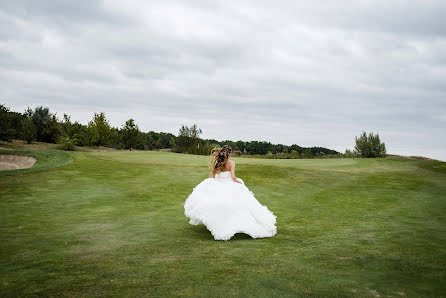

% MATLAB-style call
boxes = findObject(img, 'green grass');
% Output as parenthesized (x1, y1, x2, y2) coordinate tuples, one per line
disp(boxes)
(1, 150, 445, 297)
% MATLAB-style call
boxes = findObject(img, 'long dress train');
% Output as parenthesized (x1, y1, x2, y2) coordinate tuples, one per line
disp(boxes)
(184, 171, 277, 240)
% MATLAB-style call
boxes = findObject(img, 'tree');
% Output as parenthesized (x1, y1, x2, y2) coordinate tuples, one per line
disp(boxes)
(121, 119, 140, 150)
(91, 112, 111, 146)
(176, 124, 200, 153)
(31, 106, 50, 142)
(290, 150, 299, 158)
(27, 106, 61, 143)
(48, 114, 62, 143)
(302, 148, 313, 158)
(80, 121, 96, 148)
(60, 114, 74, 138)
(169, 136, 176, 148)
(21, 108, 36, 144)
(56, 114, 79, 150)
(354, 131, 386, 158)
(145, 131, 156, 150)
(0, 104, 16, 141)
(59, 114, 84, 146)
(188, 124, 199, 139)
(109, 127, 122, 149)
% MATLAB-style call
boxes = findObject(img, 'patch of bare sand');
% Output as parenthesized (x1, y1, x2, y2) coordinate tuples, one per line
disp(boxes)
(0, 155, 37, 170)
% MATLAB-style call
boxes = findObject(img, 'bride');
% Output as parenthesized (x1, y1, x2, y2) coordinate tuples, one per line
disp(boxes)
(184, 145, 277, 241)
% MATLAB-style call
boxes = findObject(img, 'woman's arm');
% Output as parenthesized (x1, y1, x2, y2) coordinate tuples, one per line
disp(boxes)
(230, 161, 242, 184)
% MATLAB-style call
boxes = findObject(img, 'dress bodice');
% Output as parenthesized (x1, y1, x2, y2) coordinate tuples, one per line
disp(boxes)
(215, 171, 231, 180)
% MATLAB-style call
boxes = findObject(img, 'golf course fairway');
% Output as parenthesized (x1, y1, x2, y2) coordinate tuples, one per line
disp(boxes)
(1, 150, 445, 296)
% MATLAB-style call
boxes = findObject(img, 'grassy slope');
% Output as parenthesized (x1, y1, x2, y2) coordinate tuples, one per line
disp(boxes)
(0, 149, 73, 176)
(0, 151, 445, 297)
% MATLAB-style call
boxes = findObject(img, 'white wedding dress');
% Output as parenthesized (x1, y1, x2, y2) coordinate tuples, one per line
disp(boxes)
(184, 171, 277, 241)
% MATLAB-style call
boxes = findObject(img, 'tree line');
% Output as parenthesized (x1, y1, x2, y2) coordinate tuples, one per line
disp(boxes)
(1, 104, 385, 158)
(0, 104, 175, 151)
(175, 124, 341, 158)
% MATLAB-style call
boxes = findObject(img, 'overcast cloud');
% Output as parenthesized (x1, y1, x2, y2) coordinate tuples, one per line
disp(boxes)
(1, 0, 445, 160)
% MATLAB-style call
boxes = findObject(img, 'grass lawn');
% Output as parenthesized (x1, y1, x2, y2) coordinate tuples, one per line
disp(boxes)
(1, 150, 445, 296)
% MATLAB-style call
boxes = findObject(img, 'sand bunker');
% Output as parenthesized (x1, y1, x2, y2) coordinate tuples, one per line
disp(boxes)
(0, 155, 37, 171)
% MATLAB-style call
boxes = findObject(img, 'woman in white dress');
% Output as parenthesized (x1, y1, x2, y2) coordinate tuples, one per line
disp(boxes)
(184, 145, 277, 241)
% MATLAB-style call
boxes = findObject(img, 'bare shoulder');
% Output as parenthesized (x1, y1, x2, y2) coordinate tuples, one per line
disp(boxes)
(229, 159, 235, 166)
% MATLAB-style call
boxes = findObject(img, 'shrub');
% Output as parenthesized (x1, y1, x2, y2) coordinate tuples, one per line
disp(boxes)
(354, 131, 386, 158)
(57, 136, 77, 151)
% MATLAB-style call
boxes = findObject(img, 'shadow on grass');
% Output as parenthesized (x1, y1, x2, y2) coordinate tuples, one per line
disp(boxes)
(187, 224, 259, 241)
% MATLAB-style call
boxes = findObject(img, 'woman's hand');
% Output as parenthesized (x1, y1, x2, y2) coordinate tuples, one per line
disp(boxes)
(233, 178, 242, 184)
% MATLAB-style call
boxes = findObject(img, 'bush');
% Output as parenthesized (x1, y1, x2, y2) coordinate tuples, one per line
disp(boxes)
(57, 136, 77, 151)
(354, 131, 386, 158)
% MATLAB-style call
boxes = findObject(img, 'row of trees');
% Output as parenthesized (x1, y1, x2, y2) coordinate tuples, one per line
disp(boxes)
(1, 104, 386, 158)
(0, 104, 175, 151)
(173, 124, 341, 158)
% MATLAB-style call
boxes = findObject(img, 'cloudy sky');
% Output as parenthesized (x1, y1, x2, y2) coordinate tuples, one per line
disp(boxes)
(1, 0, 445, 160)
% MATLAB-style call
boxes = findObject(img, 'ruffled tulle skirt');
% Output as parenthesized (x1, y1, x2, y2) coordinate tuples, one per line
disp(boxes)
(184, 176, 277, 241)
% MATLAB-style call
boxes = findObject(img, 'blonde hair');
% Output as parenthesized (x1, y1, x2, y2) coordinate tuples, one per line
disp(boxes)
(209, 145, 232, 176)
